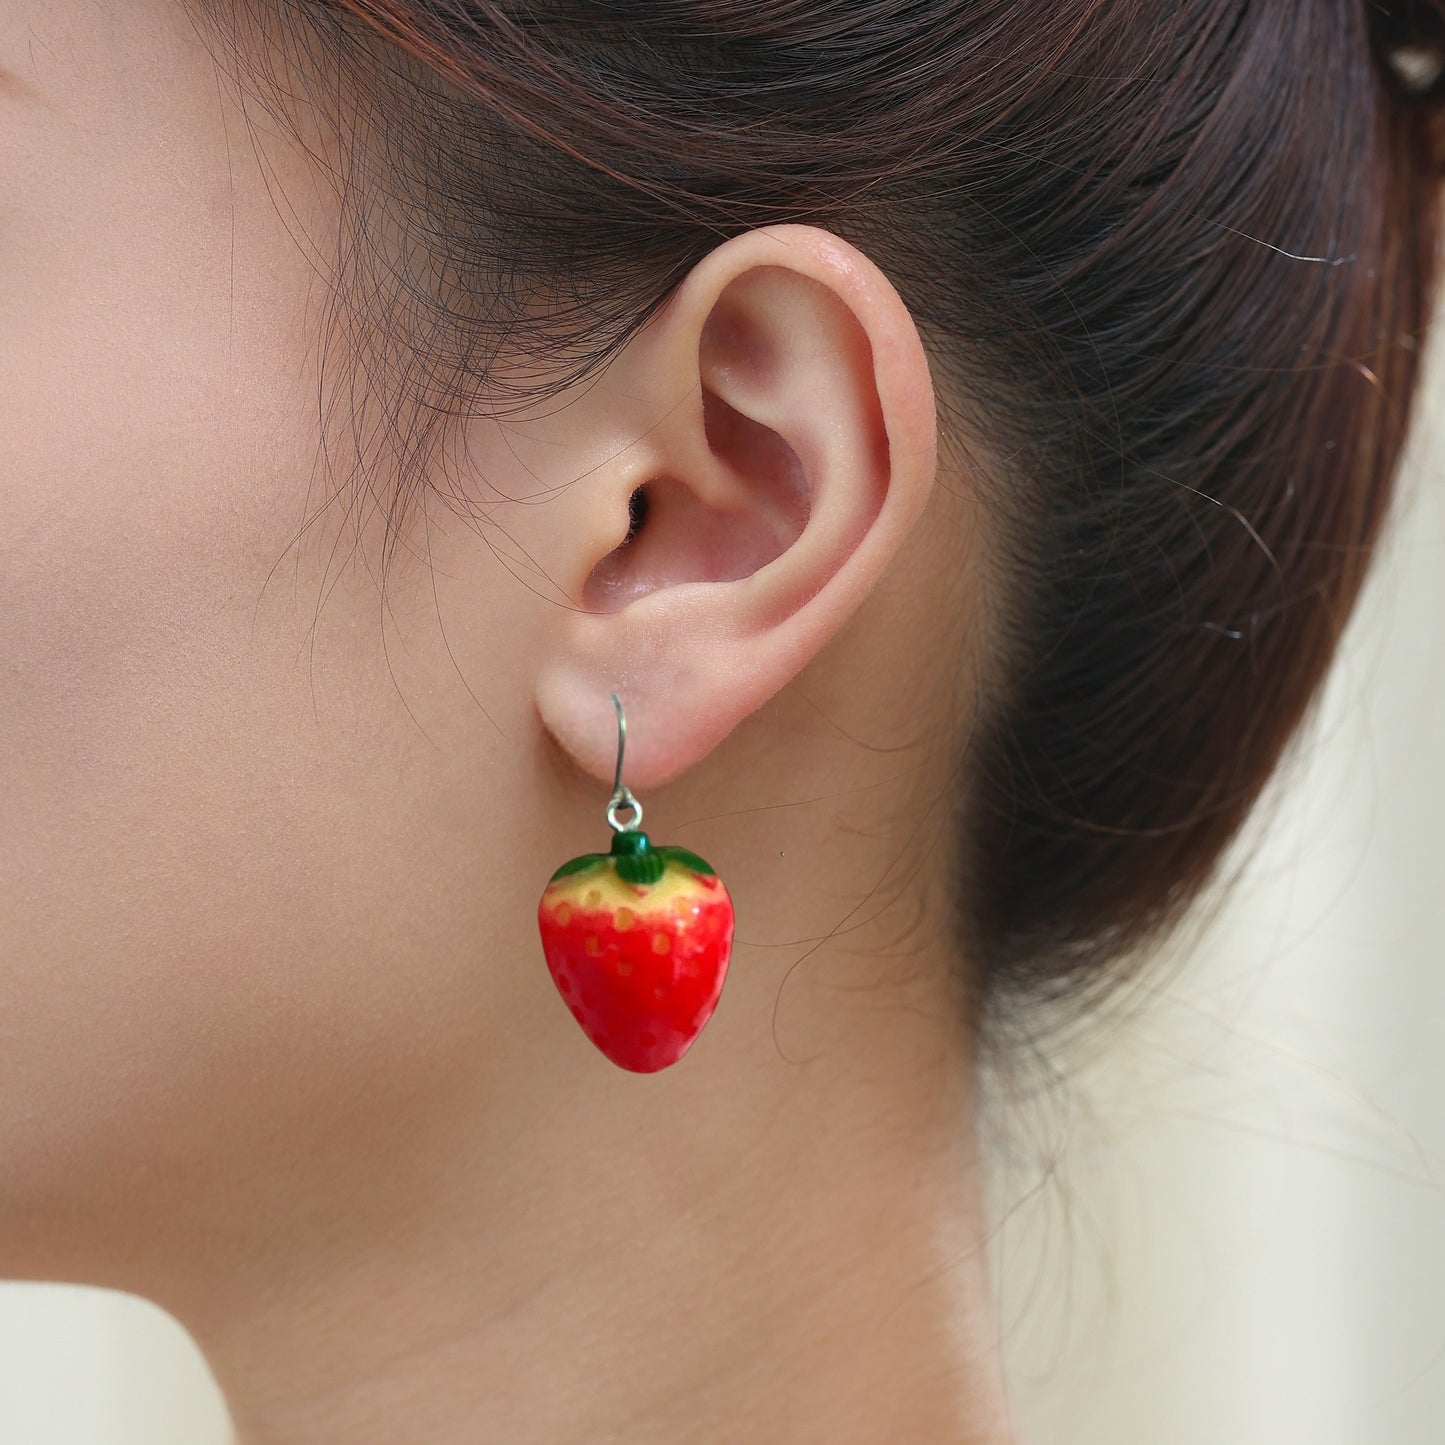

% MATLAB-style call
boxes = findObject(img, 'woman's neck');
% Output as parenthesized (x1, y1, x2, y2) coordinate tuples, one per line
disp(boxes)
(190, 994, 1011, 1442)
(143, 806, 1016, 1444)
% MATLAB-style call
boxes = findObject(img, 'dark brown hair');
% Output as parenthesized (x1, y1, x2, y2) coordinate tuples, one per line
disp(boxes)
(187, 0, 1445, 1050)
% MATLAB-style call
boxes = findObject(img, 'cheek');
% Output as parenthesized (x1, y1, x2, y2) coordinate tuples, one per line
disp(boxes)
(0, 208, 534, 1258)
(0, 242, 330, 1235)
(0, 352, 462, 1255)
(0, 6, 554, 1259)
(0, 55, 434, 1236)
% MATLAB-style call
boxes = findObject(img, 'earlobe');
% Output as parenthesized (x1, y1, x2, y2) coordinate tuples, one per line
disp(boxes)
(534, 224, 938, 797)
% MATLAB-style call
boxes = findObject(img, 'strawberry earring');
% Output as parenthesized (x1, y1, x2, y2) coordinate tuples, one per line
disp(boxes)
(537, 692, 736, 1073)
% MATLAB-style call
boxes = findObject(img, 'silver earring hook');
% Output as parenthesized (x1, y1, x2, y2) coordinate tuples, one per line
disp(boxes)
(605, 691, 643, 833)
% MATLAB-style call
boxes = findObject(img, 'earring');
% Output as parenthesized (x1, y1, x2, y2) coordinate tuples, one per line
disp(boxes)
(537, 692, 735, 1073)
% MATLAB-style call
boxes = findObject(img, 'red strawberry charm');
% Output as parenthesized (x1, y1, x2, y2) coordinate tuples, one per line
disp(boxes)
(538, 827, 735, 1073)
(539, 692, 736, 1072)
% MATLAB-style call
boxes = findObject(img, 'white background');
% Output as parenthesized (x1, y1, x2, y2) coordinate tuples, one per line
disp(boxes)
(2, 329, 1442, 1445)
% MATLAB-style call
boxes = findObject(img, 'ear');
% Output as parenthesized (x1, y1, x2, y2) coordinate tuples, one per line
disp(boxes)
(532, 223, 938, 794)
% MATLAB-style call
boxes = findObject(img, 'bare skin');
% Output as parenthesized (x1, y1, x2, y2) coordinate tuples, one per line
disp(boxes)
(0, 3, 1016, 1441)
